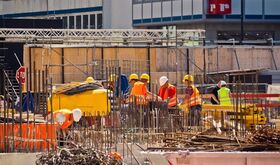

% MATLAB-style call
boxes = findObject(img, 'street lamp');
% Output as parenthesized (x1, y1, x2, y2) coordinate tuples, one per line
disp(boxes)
(240, 0, 244, 45)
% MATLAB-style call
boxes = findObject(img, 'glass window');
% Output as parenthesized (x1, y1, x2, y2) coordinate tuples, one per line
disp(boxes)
(69, 16, 74, 29)
(62, 16, 67, 29)
(76, 15, 81, 29)
(83, 15, 89, 29)
(90, 14, 95, 29)
(97, 14, 102, 29)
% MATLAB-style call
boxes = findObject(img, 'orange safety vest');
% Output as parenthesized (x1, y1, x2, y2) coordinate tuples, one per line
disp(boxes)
(158, 83, 177, 107)
(130, 81, 147, 105)
(53, 109, 74, 130)
(185, 85, 201, 107)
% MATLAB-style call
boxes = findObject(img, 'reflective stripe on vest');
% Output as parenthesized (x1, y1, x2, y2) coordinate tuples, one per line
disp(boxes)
(218, 87, 232, 105)
(186, 86, 201, 107)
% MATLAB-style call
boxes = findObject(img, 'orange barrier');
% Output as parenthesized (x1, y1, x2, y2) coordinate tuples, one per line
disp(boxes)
(0, 123, 56, 152)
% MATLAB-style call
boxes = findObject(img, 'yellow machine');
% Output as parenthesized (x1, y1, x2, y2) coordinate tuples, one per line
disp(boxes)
(228, 105, 267, 128)
(48, 77, 111, 117)
(180, 104, 267, 128)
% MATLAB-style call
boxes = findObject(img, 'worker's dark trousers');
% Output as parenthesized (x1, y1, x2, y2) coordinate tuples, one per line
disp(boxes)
(188, 105, 202, 126)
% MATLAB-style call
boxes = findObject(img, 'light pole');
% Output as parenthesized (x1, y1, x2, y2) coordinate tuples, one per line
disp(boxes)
(229, 38, 240, 70)
(268, 38, 278, 70)
(240, 0, 244, 45)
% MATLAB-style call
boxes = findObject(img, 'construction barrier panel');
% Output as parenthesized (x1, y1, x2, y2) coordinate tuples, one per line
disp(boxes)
(0, 123, 56, 152)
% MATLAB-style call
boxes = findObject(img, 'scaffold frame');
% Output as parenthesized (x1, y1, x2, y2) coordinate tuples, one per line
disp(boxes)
(0, 28, 205, 46)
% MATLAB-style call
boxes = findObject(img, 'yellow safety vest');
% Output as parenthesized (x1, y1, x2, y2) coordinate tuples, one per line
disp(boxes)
(218, 87, 232, 105)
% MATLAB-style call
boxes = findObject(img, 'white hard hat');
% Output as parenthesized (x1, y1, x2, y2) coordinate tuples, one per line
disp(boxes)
(159, 76, 168, 86)
(56, 113, 66, 125)
(72, 108, 82, 122)
(220, 80, 227, 86)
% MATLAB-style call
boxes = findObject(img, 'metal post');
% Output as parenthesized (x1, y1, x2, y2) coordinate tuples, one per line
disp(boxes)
(186, 48, 189, 74)
(240, 0, 244, 44)
(61, 48, 65, 83)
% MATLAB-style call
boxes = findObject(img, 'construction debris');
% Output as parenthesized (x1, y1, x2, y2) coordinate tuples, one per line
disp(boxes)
(36, 144, 122, 165)
(149, 127, 280, 152)
(248, 127, 280, 144)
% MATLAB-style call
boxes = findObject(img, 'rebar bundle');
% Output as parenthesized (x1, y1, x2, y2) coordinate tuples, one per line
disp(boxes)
(36, 144, 122, 165)
(248, 127, 280, 144)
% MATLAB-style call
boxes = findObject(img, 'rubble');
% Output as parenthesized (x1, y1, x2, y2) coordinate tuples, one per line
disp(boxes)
(248, 126, 280, 144)
(149, 127, 280, 152)
(36, 143, 122, 165)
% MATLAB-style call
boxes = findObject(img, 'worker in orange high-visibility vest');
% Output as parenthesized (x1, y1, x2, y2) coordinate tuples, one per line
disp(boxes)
(183, 75, 202, 126)
(130, 79, 148, 105)
(52, 108, 82, 130)
(140, 73, 162, 101)
(158, 76, 177, 108)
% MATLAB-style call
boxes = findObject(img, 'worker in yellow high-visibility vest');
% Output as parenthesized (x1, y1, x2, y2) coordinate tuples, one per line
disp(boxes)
(218, 81, 232, 105)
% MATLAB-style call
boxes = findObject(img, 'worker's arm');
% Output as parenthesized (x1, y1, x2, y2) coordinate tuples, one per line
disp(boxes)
(210, 94, 220, 104)
(147, 91, 162, 101)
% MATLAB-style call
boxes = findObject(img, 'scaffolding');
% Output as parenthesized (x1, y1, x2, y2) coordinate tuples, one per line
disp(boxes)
(0, 28, 205, 46)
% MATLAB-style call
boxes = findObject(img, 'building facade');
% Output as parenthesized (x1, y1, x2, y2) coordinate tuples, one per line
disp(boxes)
(132, 0, 280, 43)
(1, 0, 280, 42)
(0, 0, 103, 29)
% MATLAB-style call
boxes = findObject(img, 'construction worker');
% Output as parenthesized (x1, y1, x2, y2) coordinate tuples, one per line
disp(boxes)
(85, 76, 94, 83)
(140, 73, 150, 87)
(140, 73, 161, 101)
(0, 95, 4, 111)
(107, 74, 118, 91)
(218, 80, 232, 105)
(158, 76, 177, 108)
(51, 108, 82, 130)
(125, 73, 139, 95)
(108, 74, 129, 97)
(130, 76, 148, 104)
(210, 81, 221, 105)
(129, 74, 148, 128)
(51, 108, 82, 146)
(182, 75, 202, 126)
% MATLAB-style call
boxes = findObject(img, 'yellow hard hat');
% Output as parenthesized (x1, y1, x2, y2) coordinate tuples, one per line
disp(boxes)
(108, 74, 118, 82)
(86, 76, 94, 83)
(140, 73, 150, 83)
(183, 75, 194, 82)
(129, 73, 138, 82)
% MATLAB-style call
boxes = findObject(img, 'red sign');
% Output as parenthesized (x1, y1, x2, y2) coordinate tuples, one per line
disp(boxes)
(16, 66, 25, 84)
(208, 0, 232, 15)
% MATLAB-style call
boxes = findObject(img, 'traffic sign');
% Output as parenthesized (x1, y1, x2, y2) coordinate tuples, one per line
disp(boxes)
(16, 66, 25, 84)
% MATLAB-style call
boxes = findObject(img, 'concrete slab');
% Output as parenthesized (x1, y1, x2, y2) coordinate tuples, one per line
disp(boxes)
(164, 152, 280, 165)
(0, 153, 37, 165)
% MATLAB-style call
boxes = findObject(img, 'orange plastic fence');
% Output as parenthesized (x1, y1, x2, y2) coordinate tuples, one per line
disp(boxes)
(0, 123, 57, 152)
